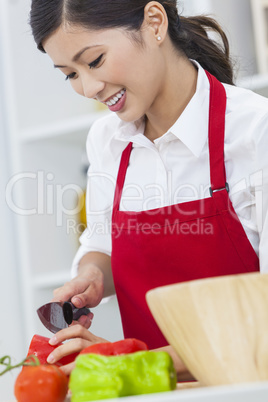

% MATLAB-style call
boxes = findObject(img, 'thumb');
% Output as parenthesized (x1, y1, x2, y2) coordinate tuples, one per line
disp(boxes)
(71, 282, 104, 308)
(71, 294, 88, 308)
(52, 280, 89, 304)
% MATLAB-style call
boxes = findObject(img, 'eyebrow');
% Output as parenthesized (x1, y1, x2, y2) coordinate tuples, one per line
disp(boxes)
(54, 45, 101, 68)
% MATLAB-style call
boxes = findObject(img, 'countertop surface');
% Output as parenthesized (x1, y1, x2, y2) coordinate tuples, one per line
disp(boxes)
(112, 382, 268, 401)
(7, 381, 268, 402)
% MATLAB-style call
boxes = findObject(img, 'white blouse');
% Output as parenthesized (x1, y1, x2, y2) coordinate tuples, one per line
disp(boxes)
(71, 62, 268, 277)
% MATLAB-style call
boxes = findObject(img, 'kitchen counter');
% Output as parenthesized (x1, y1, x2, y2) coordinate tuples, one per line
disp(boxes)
(87, 382, 268, 402)
(112, 382, 268, 402)
(8, 381, 268, 402)
(77, 381, 268, 402)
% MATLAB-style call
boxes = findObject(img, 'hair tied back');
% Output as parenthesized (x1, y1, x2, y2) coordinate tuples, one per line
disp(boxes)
(176, 14, 181, 29)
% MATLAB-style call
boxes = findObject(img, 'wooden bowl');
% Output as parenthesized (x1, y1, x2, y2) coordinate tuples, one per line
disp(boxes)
(146, 272, 268, 386)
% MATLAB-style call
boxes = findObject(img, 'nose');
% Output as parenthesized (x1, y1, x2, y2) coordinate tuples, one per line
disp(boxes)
(80, 74, 105, 99)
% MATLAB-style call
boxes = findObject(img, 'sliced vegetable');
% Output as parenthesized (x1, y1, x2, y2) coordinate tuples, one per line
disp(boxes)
(27, 334, 78, 366)
(79, 338, 148, 356)
(69, 351, 177, 401)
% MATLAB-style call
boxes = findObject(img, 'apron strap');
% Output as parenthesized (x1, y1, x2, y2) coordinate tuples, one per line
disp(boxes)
(112, 142, 133, 214)
(205, 71, 229, 196)
(113, 71, 228, 213)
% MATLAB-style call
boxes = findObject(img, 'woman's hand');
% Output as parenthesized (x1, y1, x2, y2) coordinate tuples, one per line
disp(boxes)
(52, 264, 104, 328)
(53, 262, 105, 308)
(52, 252, 114, 328)
(47, 325, 108, 376)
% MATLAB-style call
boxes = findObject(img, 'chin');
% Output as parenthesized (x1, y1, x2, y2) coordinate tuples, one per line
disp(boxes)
(116, 108, 145, 124)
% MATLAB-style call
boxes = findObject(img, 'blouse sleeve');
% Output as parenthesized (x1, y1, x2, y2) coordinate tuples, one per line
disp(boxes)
(71, 120, 117, 278)
(254, 112, 268, 273)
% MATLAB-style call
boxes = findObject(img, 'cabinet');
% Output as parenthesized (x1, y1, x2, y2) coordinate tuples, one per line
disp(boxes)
(1, 0, 268, 394)
(251, 0, 268, 74)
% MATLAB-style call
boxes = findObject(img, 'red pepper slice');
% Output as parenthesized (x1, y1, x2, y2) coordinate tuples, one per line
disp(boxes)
(80, 338, 148, 356)
(27, 334, 79, 366)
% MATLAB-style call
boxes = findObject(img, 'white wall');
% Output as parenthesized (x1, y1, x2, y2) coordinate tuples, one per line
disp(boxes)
(0, 55, 25, 402)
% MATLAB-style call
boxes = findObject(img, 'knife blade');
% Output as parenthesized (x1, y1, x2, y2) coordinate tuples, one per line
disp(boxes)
(37, 301, 91, 333)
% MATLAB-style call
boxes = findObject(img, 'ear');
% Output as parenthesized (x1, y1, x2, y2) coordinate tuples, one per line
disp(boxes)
(143, 1, 168, 43)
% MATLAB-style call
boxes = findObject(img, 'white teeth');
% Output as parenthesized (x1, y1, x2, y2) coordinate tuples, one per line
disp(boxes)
(105, 89, 126, 106)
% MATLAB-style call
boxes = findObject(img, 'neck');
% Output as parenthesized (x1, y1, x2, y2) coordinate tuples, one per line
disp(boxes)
(144, 56, 198, 142)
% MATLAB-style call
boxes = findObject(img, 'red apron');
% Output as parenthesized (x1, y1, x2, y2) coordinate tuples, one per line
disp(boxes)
(111, 72, 259, 349)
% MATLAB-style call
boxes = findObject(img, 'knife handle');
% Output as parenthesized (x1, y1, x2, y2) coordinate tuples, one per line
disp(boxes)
(63, 302, 91, 325)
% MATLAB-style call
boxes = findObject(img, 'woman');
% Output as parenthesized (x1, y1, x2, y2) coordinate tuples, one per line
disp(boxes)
(30, 0, 268, 377)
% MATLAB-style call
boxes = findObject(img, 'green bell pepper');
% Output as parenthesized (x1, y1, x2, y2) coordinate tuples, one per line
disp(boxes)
(69, 350, 177, 401)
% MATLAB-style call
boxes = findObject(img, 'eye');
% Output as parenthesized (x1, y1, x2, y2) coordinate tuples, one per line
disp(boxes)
(65, 72, 77, 81)
(89, 54, 104, 69)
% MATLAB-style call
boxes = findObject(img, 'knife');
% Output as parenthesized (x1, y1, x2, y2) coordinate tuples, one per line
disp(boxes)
(37, 301, 91, 333)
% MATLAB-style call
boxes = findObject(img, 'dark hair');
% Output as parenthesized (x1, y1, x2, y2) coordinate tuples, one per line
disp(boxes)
(30, 0, 234, 85)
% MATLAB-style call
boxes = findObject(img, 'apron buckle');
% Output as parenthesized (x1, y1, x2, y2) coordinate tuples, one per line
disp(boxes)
(209, 182, 229, 197)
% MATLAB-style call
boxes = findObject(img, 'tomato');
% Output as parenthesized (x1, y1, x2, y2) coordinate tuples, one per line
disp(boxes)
(27, 334, 79, 366)
(14, 364, 68, 402)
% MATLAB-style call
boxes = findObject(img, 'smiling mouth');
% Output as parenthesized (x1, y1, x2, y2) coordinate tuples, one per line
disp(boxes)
(104, 89, 126, 107)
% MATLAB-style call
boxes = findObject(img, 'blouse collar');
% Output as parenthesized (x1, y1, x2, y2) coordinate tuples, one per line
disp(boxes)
(110, 61, 210, 159)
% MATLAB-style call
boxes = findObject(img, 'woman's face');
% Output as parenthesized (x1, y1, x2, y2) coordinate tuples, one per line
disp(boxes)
(43, 24, 167, 122)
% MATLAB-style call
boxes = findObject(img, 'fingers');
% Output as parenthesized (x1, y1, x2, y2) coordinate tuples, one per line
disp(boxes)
(70, 294, 90, 309)
(72, 311, 94, 329)
(47, 338, 91, 364)
(52, 278, 89, 304)
(51, 269, 104, 308)
(49, 324, 107, 345)
(49, 324, 94, 345)
(59, 362, 76, 376)
(70, 276, 104, 308)
(47, 324, 108, 366)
